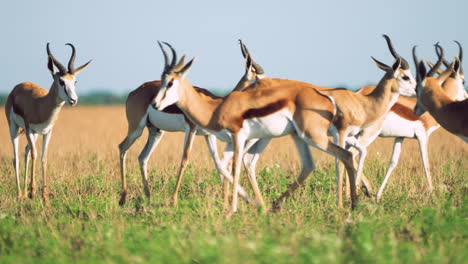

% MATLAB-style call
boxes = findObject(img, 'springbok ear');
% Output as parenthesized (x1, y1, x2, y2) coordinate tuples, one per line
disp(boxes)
(418, 61, 427, 78)
(392, 57, 402, 72)
(424, 59, 444, 75)
(174, 55, 186, 73)
(453, 57, 461, 74)
(179, 57, 197, 78)
(74, 59, 92, 75)
(47, 55, 56, 75)
(371, 56, 390, 71)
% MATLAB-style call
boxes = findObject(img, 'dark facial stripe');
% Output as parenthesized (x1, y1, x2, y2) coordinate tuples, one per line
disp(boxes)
(242, 99, 288, 119)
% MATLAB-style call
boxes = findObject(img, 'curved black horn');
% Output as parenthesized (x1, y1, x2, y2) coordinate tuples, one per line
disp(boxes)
(454, 40, 464, 75)
(434, 43, 450, 68)
(412, 46, 421, 83)
(427, 43, 444, 77)
(65, 43, 76, 73)
(382, 34, 409, 69)
(46, 43, 67, 74)
(158, 41, 169, 73)
(162, 42, 177, 70)
(454, 40, 463, 62)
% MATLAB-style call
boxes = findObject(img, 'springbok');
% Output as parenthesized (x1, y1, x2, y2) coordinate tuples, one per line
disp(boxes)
(414, 44, 468, 142)
(118, 41, 269, 207)
(349, 42, 467, 201)
(151, 44, 416, 214)
(5, 43, 91, 202)
(317, 35, 417, 207)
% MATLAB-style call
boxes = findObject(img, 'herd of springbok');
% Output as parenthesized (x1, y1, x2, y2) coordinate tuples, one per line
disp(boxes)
(5, 35, 467, 215)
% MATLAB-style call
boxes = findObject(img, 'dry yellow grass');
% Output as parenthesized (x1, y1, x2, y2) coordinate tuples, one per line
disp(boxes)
(0, 105, 466, 203)
(0, 106, 466, 263)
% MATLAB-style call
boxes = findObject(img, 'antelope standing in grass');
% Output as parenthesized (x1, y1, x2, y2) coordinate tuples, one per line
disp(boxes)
(118, 41, 268, 207)
(414, 44, 468, 142)
(317, 35, 417, 207)
(349, 42, 467, 201)
(151, 44, 423, 214)
(5, 43, 91, 202)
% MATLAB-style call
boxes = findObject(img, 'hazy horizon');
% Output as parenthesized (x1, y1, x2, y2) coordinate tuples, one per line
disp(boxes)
(1, 1, 467, 95)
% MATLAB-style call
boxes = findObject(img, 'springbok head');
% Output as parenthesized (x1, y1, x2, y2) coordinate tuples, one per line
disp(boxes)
(371, 34, 417, 97)
(152, 42, 196, 111)
(413, 43, 459, 116)
(46, 43, 91, 106)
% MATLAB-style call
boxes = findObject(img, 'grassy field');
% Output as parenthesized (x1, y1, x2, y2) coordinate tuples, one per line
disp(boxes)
(0, 106, 466, 263)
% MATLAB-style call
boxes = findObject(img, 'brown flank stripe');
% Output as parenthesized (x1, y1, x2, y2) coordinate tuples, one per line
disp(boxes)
(391, 103, 420, 121)
(242, 99, 288, 119)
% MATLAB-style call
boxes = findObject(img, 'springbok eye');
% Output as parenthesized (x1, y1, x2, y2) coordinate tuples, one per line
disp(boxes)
(59, 80, 65, 86)
(167, 81, 173, 88)
(402, 76, 410, 81)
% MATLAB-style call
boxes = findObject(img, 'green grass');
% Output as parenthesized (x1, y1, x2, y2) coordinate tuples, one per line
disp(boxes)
(0, 162, 466, 264)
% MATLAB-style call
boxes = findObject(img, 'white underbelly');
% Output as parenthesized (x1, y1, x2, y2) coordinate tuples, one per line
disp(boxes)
(10, 108, 54, 134)
(242, 109, 293, 139)
(379, 112, 418, 138)
(147, 107, 188, 132)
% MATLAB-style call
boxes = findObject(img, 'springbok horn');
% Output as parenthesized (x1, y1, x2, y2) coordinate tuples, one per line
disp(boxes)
(65, 43, 76, 73)
(434, 44, 450, 68)
(46, 43, 67, 74)
(412, 46, 421, 83)
(382, 34, 409, 70)
(454, 40, 464, 75)
(158, 41, 169, 73)
(162, 42, 177, 70)
(427, 43, 444, 77)
(239, 39, 248, 58)
(239, 41, 265, 75)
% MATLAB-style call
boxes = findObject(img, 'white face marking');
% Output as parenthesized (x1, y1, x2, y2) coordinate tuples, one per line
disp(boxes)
(58, 76, 78, 105)
(396, 69, 417, 97)
(154, 79, 180, 110)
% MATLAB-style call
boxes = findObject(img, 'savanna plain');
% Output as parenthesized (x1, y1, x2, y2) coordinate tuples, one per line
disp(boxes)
(0, 106, 466, 263)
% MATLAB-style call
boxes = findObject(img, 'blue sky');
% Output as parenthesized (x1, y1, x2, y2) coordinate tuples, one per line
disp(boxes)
(1, 0, 467, 95)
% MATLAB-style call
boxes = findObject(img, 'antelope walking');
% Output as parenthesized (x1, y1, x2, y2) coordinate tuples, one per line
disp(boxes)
(349, 42, 467, 201)
(414, 44, 468, 142)
(118, 41, 269, 207)
(5, 43, 91, 202)
(317, 35, 417, 207)
(151, 44, 416, 214)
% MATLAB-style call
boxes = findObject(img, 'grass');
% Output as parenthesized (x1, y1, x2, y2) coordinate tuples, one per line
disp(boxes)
(0, 106, 467, 263)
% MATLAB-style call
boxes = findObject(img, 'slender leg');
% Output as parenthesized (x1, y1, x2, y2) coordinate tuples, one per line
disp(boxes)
(335, 130, 347, 209)
(230, 133, 246, 215)
(24, 144, 31, 197)
(376, 137, 404, 201)
(118, 125, 145, 206)
(136, 126, 164, 203)
(325, 143, 357, 209)
(204, 135, 253, 204)
(172, 126, 196, 206)
(25, 127, 38, 199)
(243, 138, 271, 210)
(41, 131, 52, 203)
(272, 135, 314, 211)
(416, 132, 433, 193)
(346, 137, 367, 190)
(9, 123, 21, 199)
